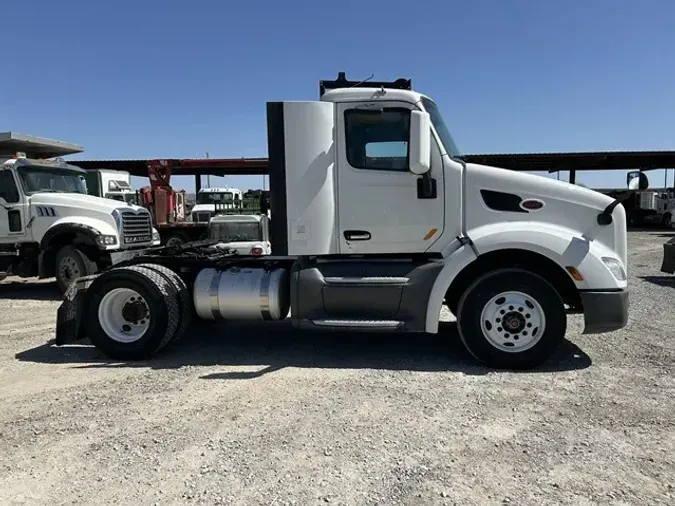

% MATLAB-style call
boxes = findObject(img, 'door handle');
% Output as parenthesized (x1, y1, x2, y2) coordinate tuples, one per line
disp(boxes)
(344, 230, 371, 241)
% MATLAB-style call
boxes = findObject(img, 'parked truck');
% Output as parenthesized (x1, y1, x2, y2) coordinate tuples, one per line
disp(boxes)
(190, 187, 244, 223)
(83, 169, 138, 204)
(0, 132, 161, 292)
(55, 73, 635, 370)
(207, 213, 271, 256)
(597, 186, 675, 228)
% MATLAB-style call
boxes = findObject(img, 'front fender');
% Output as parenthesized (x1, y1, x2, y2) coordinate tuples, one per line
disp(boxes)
(469, 222, 626, 291)
(40, 217, 119, 250)
(425, 240, 478, 333)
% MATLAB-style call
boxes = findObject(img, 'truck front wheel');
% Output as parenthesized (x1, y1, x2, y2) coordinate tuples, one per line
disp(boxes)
(455, 268, 566, 370)
(55, 246, 98, 293)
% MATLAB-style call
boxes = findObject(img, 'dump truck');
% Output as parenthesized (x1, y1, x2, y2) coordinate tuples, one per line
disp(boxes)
(55, 72, 634, 370)
(0, 132, 160, 292)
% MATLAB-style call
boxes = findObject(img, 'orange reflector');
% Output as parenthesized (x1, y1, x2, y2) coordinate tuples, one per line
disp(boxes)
(423, 228, 438, 240)
(566, 266, 584, 281)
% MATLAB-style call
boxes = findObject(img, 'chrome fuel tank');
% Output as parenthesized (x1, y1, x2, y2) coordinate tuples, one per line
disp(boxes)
(193, 267, 290, 321)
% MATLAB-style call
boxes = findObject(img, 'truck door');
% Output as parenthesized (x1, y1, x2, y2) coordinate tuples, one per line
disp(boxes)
(0, 170, 26, 243)
(336, 101, 445, 254)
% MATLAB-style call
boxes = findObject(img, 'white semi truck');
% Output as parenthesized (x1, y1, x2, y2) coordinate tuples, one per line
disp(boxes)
(55, 73, 635, 370)
(0, 132, 161, 292)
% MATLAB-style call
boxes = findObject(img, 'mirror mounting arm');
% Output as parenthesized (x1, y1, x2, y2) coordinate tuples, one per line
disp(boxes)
(597, 192, 634, 225)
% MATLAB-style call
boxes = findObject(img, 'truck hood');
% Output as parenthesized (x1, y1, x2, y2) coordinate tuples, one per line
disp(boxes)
(464, 163, 626, 266)
(30, 192, 145, 214)
(465, 162, 614, 217)
(191, 204, 217, 213)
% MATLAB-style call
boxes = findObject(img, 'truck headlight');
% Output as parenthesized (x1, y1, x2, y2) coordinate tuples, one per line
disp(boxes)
(96, 234, 118, 248)
(602, 257, 626, 281)
(152, 229, 160, 243)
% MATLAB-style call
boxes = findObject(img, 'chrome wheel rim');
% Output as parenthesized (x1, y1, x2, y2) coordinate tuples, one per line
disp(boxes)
(480, 291, 546, 353)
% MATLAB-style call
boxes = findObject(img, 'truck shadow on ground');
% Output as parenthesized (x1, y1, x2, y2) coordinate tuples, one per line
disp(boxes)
(640, 275, 675, 288)
(0, 281, 61, 301)
(16, 321, 592, 376)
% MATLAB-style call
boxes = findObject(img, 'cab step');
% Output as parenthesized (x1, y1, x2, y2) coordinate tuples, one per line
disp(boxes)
(311, 319, 404, 329)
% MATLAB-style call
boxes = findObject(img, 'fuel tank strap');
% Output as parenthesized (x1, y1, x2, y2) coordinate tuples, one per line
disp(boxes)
(209, 270, 223, 320)
(259, 270, 271, 320)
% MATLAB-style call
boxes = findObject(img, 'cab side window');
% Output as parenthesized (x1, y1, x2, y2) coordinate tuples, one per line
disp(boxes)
(345, 108, 411, 171)
(0, 171, 20, 203)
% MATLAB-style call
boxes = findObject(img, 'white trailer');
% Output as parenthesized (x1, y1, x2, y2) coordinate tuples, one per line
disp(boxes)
(55, 73, 634, 370)
(0, 132, 161, 292)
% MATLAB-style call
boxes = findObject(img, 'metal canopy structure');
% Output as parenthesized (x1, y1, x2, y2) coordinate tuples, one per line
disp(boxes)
(465, 151, 675, 183)
(0, 132, 84, 159)
(67, 150, 675, 188)
(69, 158, 269, 177)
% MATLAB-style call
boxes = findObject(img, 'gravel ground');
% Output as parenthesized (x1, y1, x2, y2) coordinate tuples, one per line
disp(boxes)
(0, 230, 673, 506)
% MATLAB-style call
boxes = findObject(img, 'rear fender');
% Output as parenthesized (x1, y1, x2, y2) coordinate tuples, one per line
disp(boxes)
(54, 275, 98, 345)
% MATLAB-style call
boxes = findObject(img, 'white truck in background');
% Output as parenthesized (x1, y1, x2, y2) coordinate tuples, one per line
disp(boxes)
(56, 73, 636, 370)
(207, 213, 271, 256)
(598, 185, 675, 227)
(0, 132, 160, 292)
(83, 168, 139, 205)
(190, 187, 243, 223)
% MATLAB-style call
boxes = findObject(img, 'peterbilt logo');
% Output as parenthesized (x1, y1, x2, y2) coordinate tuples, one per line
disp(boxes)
(124, 235, 151, 244)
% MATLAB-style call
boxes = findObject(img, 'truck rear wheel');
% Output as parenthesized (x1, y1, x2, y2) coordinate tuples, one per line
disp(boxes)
(55, 246, 98, 293)
(135, 263, 192, 342)
(455, 268, 566, 370)
(84, 266, 182, 360)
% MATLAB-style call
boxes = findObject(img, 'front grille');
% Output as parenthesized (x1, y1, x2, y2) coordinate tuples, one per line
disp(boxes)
(120, 210, 153, 245)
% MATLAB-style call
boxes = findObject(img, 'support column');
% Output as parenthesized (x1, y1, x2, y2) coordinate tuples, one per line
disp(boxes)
(194, 174, 202, 193)
(569, 169, 576, 184)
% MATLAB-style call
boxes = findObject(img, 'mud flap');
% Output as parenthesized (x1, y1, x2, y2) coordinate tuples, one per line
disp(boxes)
(54, 275, 99, 345)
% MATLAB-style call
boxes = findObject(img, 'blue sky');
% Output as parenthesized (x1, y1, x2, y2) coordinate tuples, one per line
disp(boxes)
(3, 0, 675, 192)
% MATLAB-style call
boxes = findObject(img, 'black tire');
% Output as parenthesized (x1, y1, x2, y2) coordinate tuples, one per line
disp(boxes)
(164, 233, 188, 248)
(135, 263, 192, 342)
(455, 268, 566, 370)
(55, 245, 98, 293)
(84, 266, 181, 361)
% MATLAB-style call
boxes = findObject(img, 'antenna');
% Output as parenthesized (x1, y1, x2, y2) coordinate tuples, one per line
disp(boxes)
(349, 73, 375, 88)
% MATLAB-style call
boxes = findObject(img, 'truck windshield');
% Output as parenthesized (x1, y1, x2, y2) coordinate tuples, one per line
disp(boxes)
(18, 165, 88, 195)
(198, 192, 233, 204)
(209, 221, 261, 242)
(420, 97, 461, 157)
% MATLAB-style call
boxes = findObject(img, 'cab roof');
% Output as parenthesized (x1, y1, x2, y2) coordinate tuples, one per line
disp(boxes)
(320, 87, 425, 105)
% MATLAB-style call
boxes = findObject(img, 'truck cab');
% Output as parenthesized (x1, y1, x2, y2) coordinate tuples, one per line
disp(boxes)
(190, 187, 243, 223)
(83, 169, 139, 205)
(0, 133, 160, 292)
